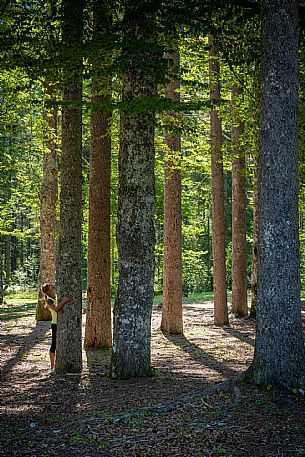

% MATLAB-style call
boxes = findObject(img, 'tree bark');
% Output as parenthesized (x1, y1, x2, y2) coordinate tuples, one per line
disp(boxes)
(250, 70, 260, 320)
(161, 51, 183, 335)
(0, 244, 3, 305)
(250, 159, 258, 319)
(209, 35, 228, 326)
(110, 7, 156, 379)
(246, 0, 305, 389)
(55, 0, 83, 374)
(84, 2, 112, 350)
(36, 84, 57, 321)
(231, 84, 247, 317)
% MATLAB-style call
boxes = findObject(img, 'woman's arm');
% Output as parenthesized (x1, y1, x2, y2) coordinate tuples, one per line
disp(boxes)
(44, 295, 57, 312)
(56, 295, 72, 313)
(44, 294, 71, 313)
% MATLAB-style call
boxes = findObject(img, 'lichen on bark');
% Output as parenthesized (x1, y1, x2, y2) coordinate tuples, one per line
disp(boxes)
(110, 6, 157, 379)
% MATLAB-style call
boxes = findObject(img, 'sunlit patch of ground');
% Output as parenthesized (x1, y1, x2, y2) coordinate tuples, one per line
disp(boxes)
(1, 299, 305, 456)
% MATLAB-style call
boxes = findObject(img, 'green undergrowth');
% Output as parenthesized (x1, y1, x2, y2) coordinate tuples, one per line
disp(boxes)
(153, 291, 221, 306)
(0, 289, 237, 321)
(0, 291, 36, 321)
(0, 302, 36, 321)
(3, 289, 37, 301)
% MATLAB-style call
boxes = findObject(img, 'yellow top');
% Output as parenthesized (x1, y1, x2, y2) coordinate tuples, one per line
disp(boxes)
(48, 298, 58, 325)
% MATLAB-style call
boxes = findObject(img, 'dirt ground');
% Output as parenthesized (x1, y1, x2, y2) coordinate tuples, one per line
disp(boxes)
(1, 301, 305, 457)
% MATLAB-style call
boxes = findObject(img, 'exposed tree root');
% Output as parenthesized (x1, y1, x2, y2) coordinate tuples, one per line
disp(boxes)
(84, 374, 243, 427)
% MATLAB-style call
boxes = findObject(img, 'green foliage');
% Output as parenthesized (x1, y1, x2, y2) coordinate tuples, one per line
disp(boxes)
(1, 0, 305, 299)
(0, 299, 36, 321)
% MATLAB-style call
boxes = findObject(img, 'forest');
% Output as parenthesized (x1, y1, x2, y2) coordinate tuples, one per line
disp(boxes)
(2, 0, 305, 456)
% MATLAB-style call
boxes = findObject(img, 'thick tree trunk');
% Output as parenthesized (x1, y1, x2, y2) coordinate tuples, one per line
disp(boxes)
(84, 2, 112, 350)
(209, 35, 228, 326)
(110, 8, 156, 379)
(161, 51, 183, 335)
(231, 84, 247, 317)
(85, 90, 112, 350)
(55, 0, 83, 374)
(246, 0, 305, 389)
(36, 84, 57, 321)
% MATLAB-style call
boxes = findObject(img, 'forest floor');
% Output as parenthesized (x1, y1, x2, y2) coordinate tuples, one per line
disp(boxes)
(1, 298, 305, 457)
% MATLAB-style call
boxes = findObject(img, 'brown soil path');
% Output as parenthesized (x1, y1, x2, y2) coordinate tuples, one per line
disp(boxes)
(1, 303, 305, 456)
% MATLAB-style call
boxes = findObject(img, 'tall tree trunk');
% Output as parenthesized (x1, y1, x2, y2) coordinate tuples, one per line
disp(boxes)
(4, 234, 11, 287)
(250, 70, 260, 319)
(4, 178, 11, 287)
(0, 243, 3, 305)
(161, 51, 183, 335)
(209, 35, 228, 325)
(84, 2, 112, 350)
(36, 84, 58, 321)
(246, 0, 305, 390)
(55, 0, 83, 374)
(231, 84, 247, 317)
(250, 158, 258, 319)
(110, 7, 156, 379)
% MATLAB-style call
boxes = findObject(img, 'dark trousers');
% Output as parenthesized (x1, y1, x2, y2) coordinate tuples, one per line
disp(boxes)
(50, 324, 57, 353)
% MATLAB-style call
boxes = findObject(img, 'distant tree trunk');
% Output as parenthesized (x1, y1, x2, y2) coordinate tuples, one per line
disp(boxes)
(250, 70, 260, 319)
(207, 207, 213, 290)
(0, 244, 3, 305)
(55, 0, 83, 374)
(209, 35, 228, 325)
(4, 234, 11, 286)
(246, 0, 305, 390)
(110, 7, 156, 379)
(4, 176, 11, 287)
(36, 84, 57, 321)
(231, 84, 247, 317)
(161, 51, 183, 335)
(250, 159, 258, 319)
(84, 1, 112, 350)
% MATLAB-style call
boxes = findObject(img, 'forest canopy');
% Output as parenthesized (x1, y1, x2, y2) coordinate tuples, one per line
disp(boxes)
(1, 0, 305, 384)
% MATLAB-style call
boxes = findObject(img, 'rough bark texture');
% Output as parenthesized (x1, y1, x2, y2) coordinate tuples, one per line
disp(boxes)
(161, 51, 183, 335)
(231, 84, 247, 318)
(250, 72, 260, 320)
(209, 35, 228, 326)
(84, 3, 112, 350)
(56, 0, 83, 374)
(110, 8, 156, 379)
(246, 0, 305, 389)
(36, 85, 57, 322)
(250, 161, 258, 319)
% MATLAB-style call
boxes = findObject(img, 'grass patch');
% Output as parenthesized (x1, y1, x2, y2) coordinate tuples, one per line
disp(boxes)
(0, 303, 36, 313)
(153, 291, 217, 306)
(4, 290, 37, 301)
(0, 301, 36, 321)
